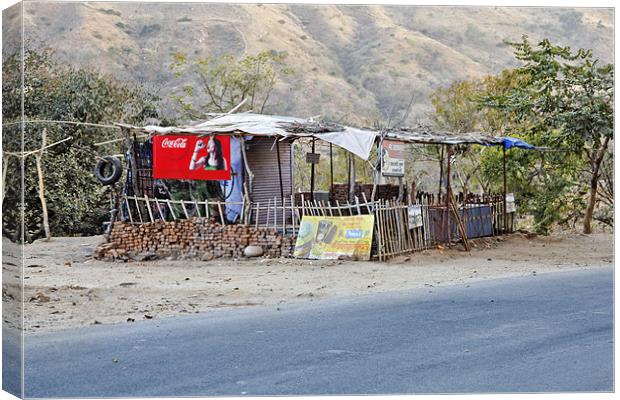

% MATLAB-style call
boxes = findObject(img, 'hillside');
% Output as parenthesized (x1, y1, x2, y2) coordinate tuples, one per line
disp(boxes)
(3, 2, 614, 125)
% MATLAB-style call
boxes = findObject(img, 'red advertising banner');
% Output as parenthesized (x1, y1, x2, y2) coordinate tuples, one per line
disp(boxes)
(152, 135, 231, 180)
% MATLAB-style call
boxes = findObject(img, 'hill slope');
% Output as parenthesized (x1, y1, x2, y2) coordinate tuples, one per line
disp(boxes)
(3, 3, 614, 125)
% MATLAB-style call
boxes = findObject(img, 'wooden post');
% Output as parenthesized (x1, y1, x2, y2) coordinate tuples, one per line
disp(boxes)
(329, 143, 334, 194)
(276, 139, 284, 202)
(2, 155, 9, 203)
(349, 153, 356, 203)
(310, 137, 316, 201)
(35, 128, 51, 240)
(445, 145, 452, 243)
(438, 145, 445, 204)
(371, 137, 380, 202)
(502, 145, 507, 234)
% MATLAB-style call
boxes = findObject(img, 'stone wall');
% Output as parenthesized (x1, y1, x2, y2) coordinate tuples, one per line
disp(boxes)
(93, 218, 296, 262)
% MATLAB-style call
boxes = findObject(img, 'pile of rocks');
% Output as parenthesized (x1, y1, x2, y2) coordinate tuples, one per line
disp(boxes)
(93, 218, 296, 262)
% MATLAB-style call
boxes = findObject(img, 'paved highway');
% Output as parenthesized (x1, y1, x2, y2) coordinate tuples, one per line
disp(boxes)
(16, 267, 614, 397)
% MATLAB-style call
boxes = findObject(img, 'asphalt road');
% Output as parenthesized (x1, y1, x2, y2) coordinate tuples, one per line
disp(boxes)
(15, 267, 614, 397)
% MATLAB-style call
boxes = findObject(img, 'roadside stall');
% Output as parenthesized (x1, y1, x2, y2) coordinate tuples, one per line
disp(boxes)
(92, 113, 538, 262)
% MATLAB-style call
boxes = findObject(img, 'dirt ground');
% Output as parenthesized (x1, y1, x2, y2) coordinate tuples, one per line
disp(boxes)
(2, 231, 613, 333)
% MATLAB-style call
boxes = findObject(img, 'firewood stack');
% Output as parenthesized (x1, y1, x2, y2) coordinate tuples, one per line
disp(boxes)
(93, 218, 296, 262)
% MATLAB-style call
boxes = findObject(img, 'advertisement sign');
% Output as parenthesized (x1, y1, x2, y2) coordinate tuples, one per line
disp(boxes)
(153, 135, 231, 180)
(408, 205, 423, 229)
(506, 193, 517, 213)
(293, 215, 375, 260)
(381, 139, 405, 177)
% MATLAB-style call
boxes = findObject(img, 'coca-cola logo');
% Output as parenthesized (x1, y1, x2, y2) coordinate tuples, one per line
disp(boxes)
(161, 138, 188, 149)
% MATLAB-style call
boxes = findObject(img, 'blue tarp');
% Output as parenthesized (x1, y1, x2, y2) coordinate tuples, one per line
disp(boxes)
(498, 137, 536, 150)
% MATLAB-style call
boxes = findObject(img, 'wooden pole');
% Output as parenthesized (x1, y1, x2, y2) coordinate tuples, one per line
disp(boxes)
(2, 155, 9, 203)
(310, 137, 316, 201)
(371, 137, 380, 202)
(445, 145, 452, 243)
(329, 143, 334, 193)
(35, 128, 51, 240)
(438, 145, 445, 205)
(276, 139, 284, 202)
(503, 145, 507, 234)
(349, 154, 356, 202)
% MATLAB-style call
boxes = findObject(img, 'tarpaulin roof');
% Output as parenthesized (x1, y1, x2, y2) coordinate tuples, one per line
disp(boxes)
(119, 113, 378, 160)
(119, 113, 539, 160)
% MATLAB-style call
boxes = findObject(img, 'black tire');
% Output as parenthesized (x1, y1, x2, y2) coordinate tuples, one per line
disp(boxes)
(94, 156, 122, 185)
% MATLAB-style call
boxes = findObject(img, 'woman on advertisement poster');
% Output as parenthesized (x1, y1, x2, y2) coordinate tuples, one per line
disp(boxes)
(189, 137, 228, 171)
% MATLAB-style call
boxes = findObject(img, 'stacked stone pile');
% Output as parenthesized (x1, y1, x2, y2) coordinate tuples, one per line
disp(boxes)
(93, 218, 296, 261)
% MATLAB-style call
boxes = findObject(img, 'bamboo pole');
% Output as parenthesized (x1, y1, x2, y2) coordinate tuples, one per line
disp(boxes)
(255, 202, 260, 228)
(155, 198, 165, 220)
(181, 200, 190, 219)
(144, 194, 155, 222)
(2, 155, 9, 203)
(290, 194, 297, 235)
(503, 145, 508, 234)
(310, 138, 316, 201)
(375, 199, 383, 261)
(165, 199, 176, 220)
(134, 196, 143, 223)
(35, 128, 51, 240)
(217, 201, 226, 225)
(125, 197, 134, 223)
(276, 140, 284, 202)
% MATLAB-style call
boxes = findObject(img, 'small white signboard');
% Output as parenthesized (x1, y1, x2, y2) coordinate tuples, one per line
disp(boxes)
(506, 193, 517, 213)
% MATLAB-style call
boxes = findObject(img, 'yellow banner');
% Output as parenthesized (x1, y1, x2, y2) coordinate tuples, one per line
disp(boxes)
(293, 215, 375, 260)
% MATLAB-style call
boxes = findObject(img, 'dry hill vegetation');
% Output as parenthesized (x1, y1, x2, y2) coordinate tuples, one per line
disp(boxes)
(4, 3, 613, 125)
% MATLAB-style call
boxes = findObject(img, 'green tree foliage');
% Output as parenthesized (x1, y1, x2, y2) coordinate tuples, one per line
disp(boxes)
(482, 36, 613, 234)
(429, 37, 613, 234)
(2, 47, 160, 240)
(169, 50, 292, 119)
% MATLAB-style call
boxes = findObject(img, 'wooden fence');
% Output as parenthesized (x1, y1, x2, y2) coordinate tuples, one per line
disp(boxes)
(120, 192, 513, 261)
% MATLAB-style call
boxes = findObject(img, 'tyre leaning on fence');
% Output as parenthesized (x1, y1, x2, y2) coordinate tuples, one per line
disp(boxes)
(94, 156, 122, 185)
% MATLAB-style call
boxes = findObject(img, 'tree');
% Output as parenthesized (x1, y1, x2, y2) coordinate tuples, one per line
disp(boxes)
(169, 50, 292, 119)
(2, 46, 161, 240)
(483, 36, 613, 234)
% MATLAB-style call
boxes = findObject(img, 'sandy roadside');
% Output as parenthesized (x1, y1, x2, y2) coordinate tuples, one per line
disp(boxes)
(2, 231, 613, 333)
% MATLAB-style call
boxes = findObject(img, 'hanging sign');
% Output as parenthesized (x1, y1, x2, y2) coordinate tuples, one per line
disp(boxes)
(293, 215, 375, 260)
(152, 135, 231, 180)
(381, 139, 405, 177)
(306, 152, 320, 164)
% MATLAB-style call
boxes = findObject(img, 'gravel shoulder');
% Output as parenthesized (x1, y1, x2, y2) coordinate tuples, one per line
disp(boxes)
(2, 231, 613, 333)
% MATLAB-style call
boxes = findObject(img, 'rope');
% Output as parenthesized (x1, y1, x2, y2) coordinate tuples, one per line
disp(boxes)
(2, 119, 120, 130)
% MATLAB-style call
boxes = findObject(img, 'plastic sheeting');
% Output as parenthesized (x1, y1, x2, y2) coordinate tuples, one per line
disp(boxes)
(498, 137, 536, 150)
(139, 113, 378, 160)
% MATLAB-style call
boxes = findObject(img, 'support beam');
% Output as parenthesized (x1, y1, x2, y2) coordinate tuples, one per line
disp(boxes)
(310, 138, 316, 201)
(329, 143, 334, 193)
(445, 145, 452, 243)
(349, 153, 356, 203)
(503, 145, 507, 233)
(35, 128, 51, 240)
(276, 139, 284, 201)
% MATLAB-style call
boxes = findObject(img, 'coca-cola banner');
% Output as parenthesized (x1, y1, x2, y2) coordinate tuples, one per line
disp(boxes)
(152, 135, 231, 180)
